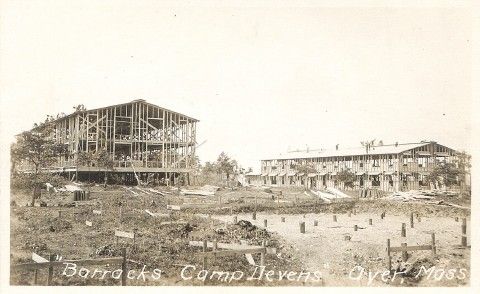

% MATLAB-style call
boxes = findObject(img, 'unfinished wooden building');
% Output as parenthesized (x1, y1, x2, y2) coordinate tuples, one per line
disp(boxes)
(20, 99, 199, 184)
(260, 141, 457, 192)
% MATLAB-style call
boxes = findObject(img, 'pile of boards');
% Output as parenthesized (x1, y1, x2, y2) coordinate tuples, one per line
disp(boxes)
(311, 187, 351, 203)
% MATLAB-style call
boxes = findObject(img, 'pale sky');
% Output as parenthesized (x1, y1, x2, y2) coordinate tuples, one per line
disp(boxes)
(0, 1, 474, 171)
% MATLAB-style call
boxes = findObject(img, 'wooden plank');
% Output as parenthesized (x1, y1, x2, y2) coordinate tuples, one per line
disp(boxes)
(166, 204, 181, 211)
(189, 240, 264, 251)
(115, 230, 135, 239)
(32, 252, 48, 263)
(196, 248, 265, 258)
(390, 245, 432, 252)
(12, 257, 124, 270)
(245, 254, 256, 265)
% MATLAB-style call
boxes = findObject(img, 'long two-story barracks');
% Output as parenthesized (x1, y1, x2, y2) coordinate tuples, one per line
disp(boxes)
(260, 141, 457, 192)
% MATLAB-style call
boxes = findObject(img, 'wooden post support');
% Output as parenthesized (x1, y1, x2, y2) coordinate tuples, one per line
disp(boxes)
(461, 236, 467, 247)
(401, 243, 408, 261)
(213, 239, 218, 261)
(314, 220, 318, 226)
(369, 219, 373, 225)
(233, 216, 237, 224)
(431, 233, 436, 256)
(34, 269, 38, 285)
(281, 217, 285, 223)
(381, 212, 384, 220)
(202, 239, 207, 269)
(333, 215, 337, 222)
(461, 218, 467, 246)
(58, 211, 62, 219)
(401, 223, 406, 237)
(300, 222, 306, 233)
(354, 225, 358, 232)
(252, 212, 256, 220)
(455, 217, 459, 222)
(260, 240, 266, 266)
(121, 248, 127, 286)
(410, 213, 414, 228)
(386, 239, 392, 272)
(264, 219, 268, 228)
(47, 254, 54, 286)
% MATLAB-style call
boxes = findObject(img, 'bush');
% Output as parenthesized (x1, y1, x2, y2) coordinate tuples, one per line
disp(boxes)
(10, 173, 68, 191)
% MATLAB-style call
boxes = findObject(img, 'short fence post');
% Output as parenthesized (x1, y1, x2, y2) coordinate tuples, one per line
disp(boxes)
(264, 219, 268, 228)
(299, 222, 305, 233)
(455, 217, 459, 222)
(58, 211, 62, 219)
(252, 211, 256, 220)
(431, 233, 436, 256)
(354, 225, 358, 231)
(314, 220, 318, 226)
(260, 240, 266, 266)
(410, 213, 414, 228)
(34, 269, 38, 285)
(461, 218, 467, 246)
(47, 254, 54, 286)
(121, 248, 127, 286)
(401, 243, 408, 261)
(401, 223, 406, 237)
(386, 239, 392, 272)
(369, 219, 372, 225)
(281, 217, 285, 223)
(202, 239, 207, 269)
(381, 212, 384, 220)
(213, 239, 218, 262)
(333, 215, 337, 222)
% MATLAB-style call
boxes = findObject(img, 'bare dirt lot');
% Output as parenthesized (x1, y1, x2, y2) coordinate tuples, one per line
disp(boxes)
(10, 185, 471, 287)
(215, 210, 471, 286)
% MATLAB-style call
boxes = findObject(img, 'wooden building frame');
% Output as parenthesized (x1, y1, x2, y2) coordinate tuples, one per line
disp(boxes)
(19, 99, 198, 184)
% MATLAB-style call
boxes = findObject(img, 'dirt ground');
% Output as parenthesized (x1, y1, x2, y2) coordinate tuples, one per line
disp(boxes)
(10, 185, 471, 287)
(215, 211, 471, 286)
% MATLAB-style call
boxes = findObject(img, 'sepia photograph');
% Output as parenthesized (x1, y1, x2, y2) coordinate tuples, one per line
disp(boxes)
(0, 0, 477, 292)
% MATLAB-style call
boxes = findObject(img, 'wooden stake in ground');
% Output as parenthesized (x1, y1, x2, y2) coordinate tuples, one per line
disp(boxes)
(299, 221, 305, 233)
(252, 211, 256, 220)
(401, 223, 406, 237)
(410, 213, 414, 228)
(47, 254, 54, 286)
(401, 243, 408, 261)
(386, 239, 392, 272)
(431, 233, 436, 256)
(461, 218, 467, 247)
(281, 217, 285, 223)
(314, 220, 318, 226)
(121, 248, 127, 286)
(369, 219, 372, 225)
(354, 225, 358, 232)
(333, 215, 337, 222)
(264, 219, 268, 228)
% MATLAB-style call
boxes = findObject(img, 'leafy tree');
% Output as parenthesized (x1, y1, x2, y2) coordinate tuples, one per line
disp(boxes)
(294, 163, 316, 175)
(426, 162, 460, 189)
(10, 123, 67, 205)
(93, 149, 114, 187)
(336, 169, 356, 189)
(215, 152, 238, 180)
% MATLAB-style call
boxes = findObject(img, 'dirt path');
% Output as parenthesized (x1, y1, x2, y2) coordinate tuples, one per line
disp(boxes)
(214, 211, 470, 286)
